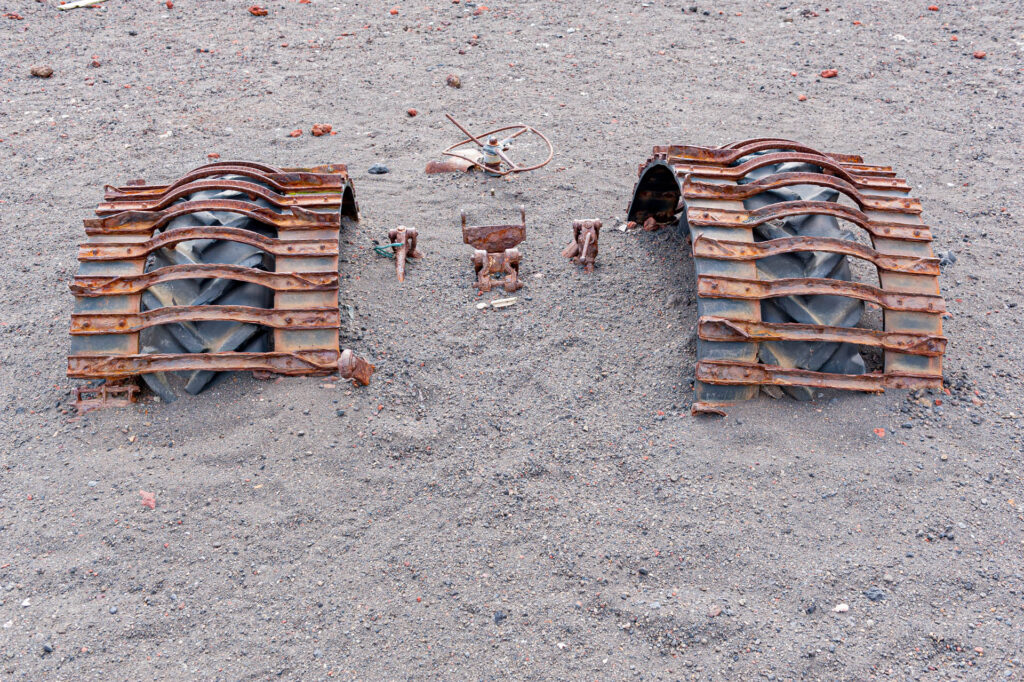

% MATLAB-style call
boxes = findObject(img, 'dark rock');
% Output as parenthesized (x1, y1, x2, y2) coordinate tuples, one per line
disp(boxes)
(864, 587, 886, 602)
(368, 163, 389, 175)
(494, 610, 507, 624)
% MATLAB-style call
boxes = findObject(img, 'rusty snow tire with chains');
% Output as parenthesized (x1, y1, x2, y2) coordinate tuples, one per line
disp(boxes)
(627, 139, 947, 415)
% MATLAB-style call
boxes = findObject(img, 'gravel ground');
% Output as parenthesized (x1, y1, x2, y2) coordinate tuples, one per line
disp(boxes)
(1, 0, 1023, 679)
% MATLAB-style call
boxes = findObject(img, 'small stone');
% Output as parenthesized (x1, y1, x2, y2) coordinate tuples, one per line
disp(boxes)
(335, 409, 346, 417)
(87, 481, 98, 487)
(820, 68, 838, 78)
(883, 573, 895, 584)
(406, 108, 418, 117)
(313, 649, 323, 659)
(973, 51, 986, 59)
(30, 65, 54, 78)
(638, 567, 649, 576)
(287, 129, 302, 138)
(42, 643, 53, 655)
(940, 454, 948, 461)
(109, 606, 117, 614)
(493, 611, 507, 624)
(311, 123, 333, 137)
(864, 587, 886, 602)
(832, 603, 849, 613)
(368, 163, 389, 174)
(21, 598, 30, 608)
(446, 74, 462, 88)
(707, 605, 722, 617)
(798, 94, 808, 101)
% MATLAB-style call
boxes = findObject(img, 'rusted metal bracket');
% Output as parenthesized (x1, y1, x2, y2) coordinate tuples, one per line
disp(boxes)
(388, 226, 423, 283)
(462, 207, 525, 293)
(73, 380, 140, 415)
(562, 219, 601, 273)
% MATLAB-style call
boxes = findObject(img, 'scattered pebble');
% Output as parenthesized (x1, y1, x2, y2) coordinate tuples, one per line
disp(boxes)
(707, 604, 722, 617)
(288, 129, 303, 138)
(493, 610, 507, 624)
(833, 603, 849, 613)
(864, 587, 886, 602)
(311, 123, 333, 136)
(820, 68, 838, 78)
(368, 163, 390, 174)
(446, 74, 462, 88)
(973, 51, 986, 59)
(30, 65, 54, 78)
(248, 5, 268, 16)
(406, 108, 418, 117)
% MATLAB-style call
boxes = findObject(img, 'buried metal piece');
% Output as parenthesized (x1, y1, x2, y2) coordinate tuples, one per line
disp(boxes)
(562, 219, 601, 273)
(73, 380, 140, 415)
(462, 207, 525, 293)
(338, 349, 375, 386)
(387, 226, 423, 283)
(426, 114, 553, 176)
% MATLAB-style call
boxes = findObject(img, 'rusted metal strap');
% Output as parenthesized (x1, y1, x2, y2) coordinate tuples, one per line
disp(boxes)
(68, 350, 340, 378)
(671, 152, 909, 191)
(183, 160, 349, 176)
(696, 360, 942, 392)
(681, 174, 922, 214)
(71, 306, 339, 334)
(718, 138, 864, 163)
(96, 179, 342, 214)
(698, 316, 947, 356)
(686, 202, 931, 242)
(108, 168, 344, 198)
(692, 235, 940, 275)
(84, 202, 340, 236)
(78, 228, 336, 261)
(71, 265, 338, 297)
(658, 142, 867, 167)
(698, 275, 946, 313)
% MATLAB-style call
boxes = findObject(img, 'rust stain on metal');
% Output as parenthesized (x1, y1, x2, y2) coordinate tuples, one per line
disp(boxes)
(562, 219, 601, 273)
(85, 202, 339, 236)
(69, 351, 342, 378)
(96, 179, 342, 214)
(462, 207, 525, 293)
(388, 226, 423, 283)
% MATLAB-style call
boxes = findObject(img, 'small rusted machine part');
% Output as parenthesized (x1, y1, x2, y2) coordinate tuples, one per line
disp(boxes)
(68, 160, 373, 411)
(462, 206, 526, 293)
(426, 114, 553, 176)
(626, 138, 947, 415)
(562, 219, 601, 273)
(388, 226, 423, 283)
(338, 348, 375, 386)
(73, 380, 140, 415)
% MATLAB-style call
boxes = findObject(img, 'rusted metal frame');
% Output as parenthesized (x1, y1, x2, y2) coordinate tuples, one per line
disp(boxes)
(78, 228, 337, 261)
(68, 350, 341, 378)
(669, 152, 910, 191)
(71, 305, 339, 335)
(96, 180, 342, 214)
(84, 202, 340, 236)
(73, 381, 140, 415)
(698, 275, 947, 314)
(695, 360, 942, 392)
(107, 168, 344, 198)
(681, 173, 922, 214)
(686, 202, 932, 242)
(691, 234, 940, 275)
(697, 316, 946, 356)
(658, 142, 868, 167)
(70, 265, 338, 297)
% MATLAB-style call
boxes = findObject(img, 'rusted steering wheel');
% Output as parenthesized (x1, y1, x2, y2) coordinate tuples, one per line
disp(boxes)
(441, 114, 554, 176)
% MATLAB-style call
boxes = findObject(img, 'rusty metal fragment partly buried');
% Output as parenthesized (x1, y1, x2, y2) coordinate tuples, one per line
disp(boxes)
(562, 219, 601, 273)
(426, 114, 553, 177)
(462, 206, 525, 293)
(387, 226, 423, 283)
(626, 138, 948, 416)
(68, 160, 374, 412)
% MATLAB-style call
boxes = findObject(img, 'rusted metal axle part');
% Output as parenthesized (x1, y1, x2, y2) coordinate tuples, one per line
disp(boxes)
(562, 219, 601, 273)
(388, 226, 423, 283)
(462, 207, 526, 293)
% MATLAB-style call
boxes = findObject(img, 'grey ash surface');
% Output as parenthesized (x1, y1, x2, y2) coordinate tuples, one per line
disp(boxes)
(1, 1, 1023, 679)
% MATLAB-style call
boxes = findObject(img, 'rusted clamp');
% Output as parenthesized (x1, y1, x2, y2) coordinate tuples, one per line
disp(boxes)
(462, 207, 526, 293)
(562, 219, 601, 273)
(388, 226, 423, 283)
(338, 349, 375, 386)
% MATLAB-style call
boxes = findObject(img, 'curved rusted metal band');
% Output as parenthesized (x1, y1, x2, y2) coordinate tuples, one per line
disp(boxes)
(442, 124, 554, 176)
(691, 235, 939, 275)
(78, 227, 336, 261)
(681, 173, 922, 214)
(96, 179, 342, 214)
(695, 359, 942, 392)
(662, 141, 872, 167)
(71, 305, 339, 334)
(697, 275, 946, 313)
(716, 139, 863, 164)
(84, 201, 339, 235)
(697, 316, 947, 356)
(106, 168, 344, 199)
(70, 265, 338, 296)
(686, 201, 932, 242)
(67, 350, 340, 378)
(671, 152, 908, 190)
